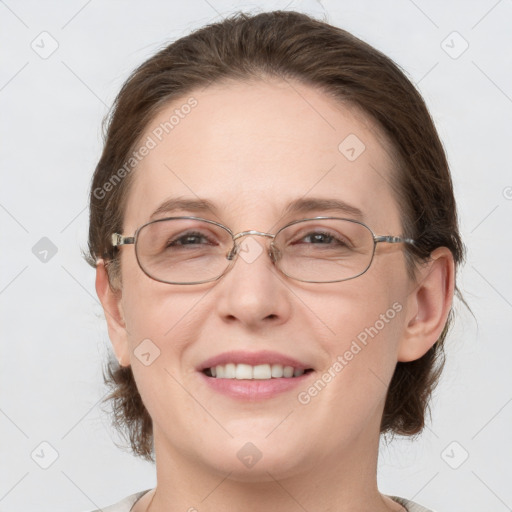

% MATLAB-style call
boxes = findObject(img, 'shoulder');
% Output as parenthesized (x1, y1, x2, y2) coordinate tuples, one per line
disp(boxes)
(82, 489, 152, 512)
(389, 495, 439, 512)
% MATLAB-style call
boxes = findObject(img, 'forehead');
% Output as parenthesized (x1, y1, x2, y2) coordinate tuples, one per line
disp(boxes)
(123, 78, 401, 233)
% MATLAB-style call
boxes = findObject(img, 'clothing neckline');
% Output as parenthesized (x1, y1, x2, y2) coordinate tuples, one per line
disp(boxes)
(129, 489, 411, 512)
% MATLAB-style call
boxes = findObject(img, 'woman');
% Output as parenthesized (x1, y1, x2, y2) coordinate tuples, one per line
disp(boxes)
(84, 10, 464, 512)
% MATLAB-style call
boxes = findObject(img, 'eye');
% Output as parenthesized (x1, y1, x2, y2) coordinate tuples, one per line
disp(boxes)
(166, 230, 217, 248)
(294, 230, 351, 248)
(301, 231, 346, 245)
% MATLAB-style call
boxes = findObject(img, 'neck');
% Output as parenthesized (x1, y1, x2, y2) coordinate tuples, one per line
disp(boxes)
(147, 415, 399, 512)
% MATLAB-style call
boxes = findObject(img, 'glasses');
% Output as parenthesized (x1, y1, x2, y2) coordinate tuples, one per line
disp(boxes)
(111, 216, 415, 285)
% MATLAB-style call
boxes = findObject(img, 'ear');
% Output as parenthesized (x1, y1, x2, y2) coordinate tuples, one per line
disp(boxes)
(398, 247, 455, 362)
(95, 259, 131, 367)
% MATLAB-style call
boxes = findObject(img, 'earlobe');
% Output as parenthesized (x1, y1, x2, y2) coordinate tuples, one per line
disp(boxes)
(95, 259, 131, 367)
(398, 247, 455, 362)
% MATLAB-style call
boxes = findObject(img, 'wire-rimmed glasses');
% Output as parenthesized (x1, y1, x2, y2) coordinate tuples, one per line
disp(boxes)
(111, 216, 415, 285)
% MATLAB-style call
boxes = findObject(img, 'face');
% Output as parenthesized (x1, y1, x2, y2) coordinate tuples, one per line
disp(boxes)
(113, 78, 414, 480)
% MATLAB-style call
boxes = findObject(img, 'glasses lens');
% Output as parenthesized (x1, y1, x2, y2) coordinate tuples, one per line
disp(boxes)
(135, 218, 232, 284)
(275, 218, 374, 282)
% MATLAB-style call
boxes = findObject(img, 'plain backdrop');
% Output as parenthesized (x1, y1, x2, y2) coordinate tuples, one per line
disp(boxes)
(1, 1, 511, 511)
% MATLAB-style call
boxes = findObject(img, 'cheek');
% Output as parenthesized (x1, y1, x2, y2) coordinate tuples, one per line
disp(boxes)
(308, 267, 407, 400)
(322, 292, 404, 384)
(311, 263, 406, 348)
(120, 251, 199, 339)
(294, 296, 404, 444)
(122, 293, 208, 364)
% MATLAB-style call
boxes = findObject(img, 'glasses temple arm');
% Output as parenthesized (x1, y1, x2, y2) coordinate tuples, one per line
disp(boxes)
(374, 235, 416, 245)
(111, 233, 135, 247)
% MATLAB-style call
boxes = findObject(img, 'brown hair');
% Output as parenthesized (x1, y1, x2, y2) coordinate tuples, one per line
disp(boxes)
(84, 10, 465, 462)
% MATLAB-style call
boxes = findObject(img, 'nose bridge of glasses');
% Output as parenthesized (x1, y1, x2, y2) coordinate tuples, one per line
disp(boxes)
(227, 230, 277, 261)
(232, 230, 275, 241)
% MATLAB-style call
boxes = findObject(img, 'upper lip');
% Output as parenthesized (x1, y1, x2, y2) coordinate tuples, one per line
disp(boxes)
(198, 350, 313, 371)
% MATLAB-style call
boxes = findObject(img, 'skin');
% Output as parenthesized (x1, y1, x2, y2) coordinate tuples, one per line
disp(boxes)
(96, 78, 454, 512)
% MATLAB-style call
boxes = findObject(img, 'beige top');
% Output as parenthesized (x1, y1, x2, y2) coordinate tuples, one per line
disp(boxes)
(85, 489, 438, 512)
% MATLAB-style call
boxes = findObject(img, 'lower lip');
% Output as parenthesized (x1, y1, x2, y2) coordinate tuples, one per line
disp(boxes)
(199, 371, 313, 401)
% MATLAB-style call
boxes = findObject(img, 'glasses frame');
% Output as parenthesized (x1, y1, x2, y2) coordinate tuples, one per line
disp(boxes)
(111, 216, 415, 285)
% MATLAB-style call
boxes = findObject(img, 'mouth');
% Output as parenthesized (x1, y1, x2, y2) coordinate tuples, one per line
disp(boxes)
(203, 363, 314, 379)
(197, 351, 315, 400)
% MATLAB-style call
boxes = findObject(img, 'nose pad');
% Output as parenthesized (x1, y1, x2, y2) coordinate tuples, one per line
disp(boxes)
(269, 243, 281, 264)
(226, 240, 281, 267)
(226, 244, 238, 261)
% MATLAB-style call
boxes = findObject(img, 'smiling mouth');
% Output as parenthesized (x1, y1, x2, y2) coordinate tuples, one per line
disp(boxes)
(203, 363, 314, 380)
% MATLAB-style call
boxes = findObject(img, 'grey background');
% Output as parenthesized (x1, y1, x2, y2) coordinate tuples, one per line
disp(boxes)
(1, 0, 511, 510)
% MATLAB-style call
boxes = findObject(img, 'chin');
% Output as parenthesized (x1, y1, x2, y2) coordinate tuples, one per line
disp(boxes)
(198, 435, 311, 482)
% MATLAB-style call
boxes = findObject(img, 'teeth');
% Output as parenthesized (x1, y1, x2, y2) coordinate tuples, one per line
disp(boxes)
(225, 363, 236, 378)
(253, 364, 272, 379)
(206, 363, 307, 379)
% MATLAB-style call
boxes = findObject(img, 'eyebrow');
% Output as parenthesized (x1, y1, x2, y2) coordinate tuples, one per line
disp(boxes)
(149, 196, 364, 221)
(282, 197, 364, 220)
(150, 198, 220, 219)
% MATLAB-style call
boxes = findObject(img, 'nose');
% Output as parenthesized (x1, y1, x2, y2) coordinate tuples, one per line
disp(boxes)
(214, 232, 293, 329)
